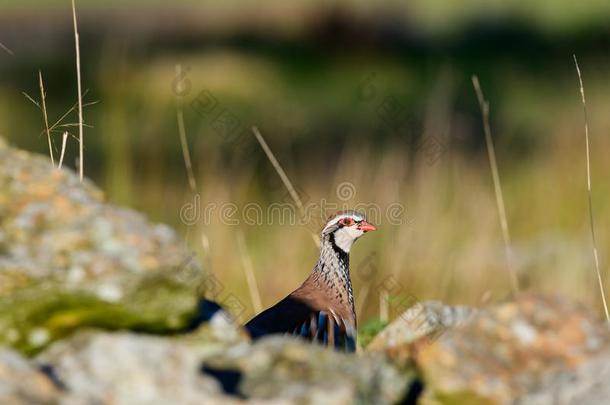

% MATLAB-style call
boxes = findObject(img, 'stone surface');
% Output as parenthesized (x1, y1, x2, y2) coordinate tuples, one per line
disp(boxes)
(519, 351, 610, 405)
(31, 330, 408, 405)
(37, 331, 232, 405)
(0, 139, 205, 353)
(417, 294, 610, 405)
(201, 335, 411, 404)
(0, 348, 60, 404)
(367, 300, 476, 365)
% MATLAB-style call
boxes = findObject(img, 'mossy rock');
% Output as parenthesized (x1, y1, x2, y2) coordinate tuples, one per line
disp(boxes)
(0, 139, 205, 354)
(0, 274, 200, 355)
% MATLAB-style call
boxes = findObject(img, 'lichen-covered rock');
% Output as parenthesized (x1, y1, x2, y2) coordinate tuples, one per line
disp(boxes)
(33, 330, 407, 405)
(417, 294, 610, 404)
(36, 331, 232, 405)
(0, 348, 60, 404)
(201, 335, 411, 404)
(367, 301, 476, 365)
(519, 350, 610, 404)
(0, 139, 204, 353)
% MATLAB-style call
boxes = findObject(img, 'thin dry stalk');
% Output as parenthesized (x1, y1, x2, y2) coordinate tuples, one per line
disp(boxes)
(58, 132, 69, 169)
(573, 55, 610, 323)
(0, 41, 13, 55)
(38, 71, 55, 166)
(379, 290, 389, 322)
(22, 92, 40, 108)
(471, 75, 519, 295)
(23, 90, 97, 140)
(236, 231, 263, 314)
(71, 0, 84, 181)
(251, 126, 320, 247)
(200, 231, 213, 275)
(356, 284, 370, 318)
(48, 97, 96, 135)
(175, 64, 197, 192)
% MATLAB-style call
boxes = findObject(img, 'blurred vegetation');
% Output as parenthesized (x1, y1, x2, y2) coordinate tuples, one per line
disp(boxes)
(2, 0, 610, 325)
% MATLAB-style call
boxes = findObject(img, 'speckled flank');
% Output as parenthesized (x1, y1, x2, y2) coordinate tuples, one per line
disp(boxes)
(311, 232, 356, 327)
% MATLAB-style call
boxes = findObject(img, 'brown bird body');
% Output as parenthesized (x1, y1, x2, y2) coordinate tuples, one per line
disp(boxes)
(245, 210, 376, 351)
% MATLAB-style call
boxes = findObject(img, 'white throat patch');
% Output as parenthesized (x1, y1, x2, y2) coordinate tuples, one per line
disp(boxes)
(333, 226, 364, 253)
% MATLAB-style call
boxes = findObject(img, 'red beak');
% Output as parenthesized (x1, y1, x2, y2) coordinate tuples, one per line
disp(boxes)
(358, 220, 377, 233)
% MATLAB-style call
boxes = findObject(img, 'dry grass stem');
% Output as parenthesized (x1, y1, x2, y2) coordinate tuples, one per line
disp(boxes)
(22, 92, 40, 108)
(199, 231, 213, 277)
(38, 71, 55, 166)
(251, 126, 320, 247)
(175, 64, 197, 192)
(48, 97, 96, 136)
(236, 231, 263, 314)
(356, 284, 370, 319)
(0, 41, 13, 55)
(379, 290, 389, 322)
(71, 0, 84, 181)
(573, 55, 610, 323)
(472, 75, 519, 295)
(58, 132, 69, 169)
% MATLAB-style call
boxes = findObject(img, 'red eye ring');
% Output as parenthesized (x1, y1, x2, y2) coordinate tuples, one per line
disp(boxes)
(341, 217, 354, 226)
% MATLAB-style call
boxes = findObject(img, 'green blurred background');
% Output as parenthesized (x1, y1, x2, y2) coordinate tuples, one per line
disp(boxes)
(2, 0, 610, 324)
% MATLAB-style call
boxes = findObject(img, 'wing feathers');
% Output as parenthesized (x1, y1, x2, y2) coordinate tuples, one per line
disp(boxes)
(245, 296, 357, 352)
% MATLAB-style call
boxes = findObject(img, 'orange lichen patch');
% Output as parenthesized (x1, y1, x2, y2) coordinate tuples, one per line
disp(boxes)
(52, 195, 73, 212)
(141, 255, 161, 271)
(27, 182, 57, 200)
(49, 170, 65, 182)
(15, 170, 32, 183)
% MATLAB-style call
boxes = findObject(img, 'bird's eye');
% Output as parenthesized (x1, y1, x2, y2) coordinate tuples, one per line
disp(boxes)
(341, 218, 354, 226)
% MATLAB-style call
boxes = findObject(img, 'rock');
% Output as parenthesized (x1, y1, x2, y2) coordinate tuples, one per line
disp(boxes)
(0, 348, 60, 404)
(36, 331, 233, 405)
(201, 335, 411, 404)
(417, 294, 610, 404)
(33, 330, 408, 405)
(367, 301, 476, 365)
(520, 351, 610, 404)
(0, 139, 205, 354)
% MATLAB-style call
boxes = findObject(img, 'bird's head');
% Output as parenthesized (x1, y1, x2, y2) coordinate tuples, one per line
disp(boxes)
(321, 210, 376, 253)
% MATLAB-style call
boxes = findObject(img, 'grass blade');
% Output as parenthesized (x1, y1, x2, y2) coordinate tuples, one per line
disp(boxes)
(573, 55, 610, 323)
(175, 64, 197, 193)
(251, 126, 320, 247)
(71, 0, 84, 181)
(58, 132, 69, 169)
(0, 41, 13, 55)
(236, 231, 263, 314)
(39, 70, 55, 167)
(472, 75, 519, 295)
